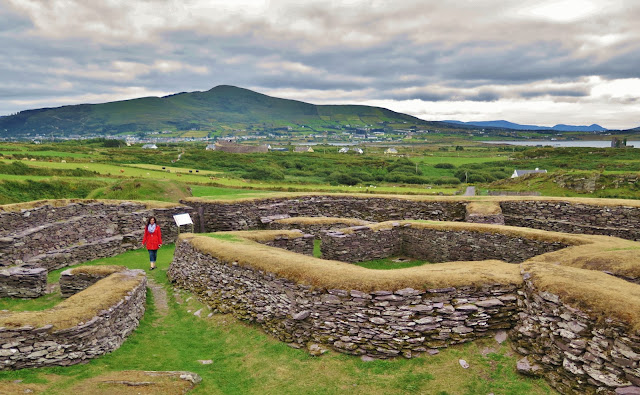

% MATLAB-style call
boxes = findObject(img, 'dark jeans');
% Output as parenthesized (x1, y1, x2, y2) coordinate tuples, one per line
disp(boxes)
(148, 249, 158, 262)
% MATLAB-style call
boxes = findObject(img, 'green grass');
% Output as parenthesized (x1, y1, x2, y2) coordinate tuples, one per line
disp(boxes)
(0, 246, 554, 394)
(0, 150, 93, 158)
(313, 239, 322, 258)
(355, 257, 432, 270)
(202, 233, 245, 242)
(190, 185, 280, 199)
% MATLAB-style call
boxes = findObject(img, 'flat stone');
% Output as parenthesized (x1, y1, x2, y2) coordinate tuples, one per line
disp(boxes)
(197, 360, 213, 365)
(307, 343, 328, 356)
(516, 356, 543, 377)
(361, 355, 376, 362)
(459, 359, 469, 369)
(292, 310, 310, 321)
(494, 330, 508, 344)
(475, 299, 504, 308)
(616, 387, 640, 395)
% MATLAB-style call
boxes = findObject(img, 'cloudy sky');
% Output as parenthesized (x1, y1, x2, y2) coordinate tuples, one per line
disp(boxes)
(1, 0, 639, 129)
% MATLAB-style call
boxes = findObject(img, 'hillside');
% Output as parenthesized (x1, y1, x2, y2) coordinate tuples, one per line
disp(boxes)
(0, 85, 443, 137)
(444, 120, 607, 132)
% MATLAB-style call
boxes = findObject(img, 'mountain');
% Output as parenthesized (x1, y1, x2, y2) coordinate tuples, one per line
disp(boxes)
(0, 85, 442, 137)
(443, 120, 607, 132)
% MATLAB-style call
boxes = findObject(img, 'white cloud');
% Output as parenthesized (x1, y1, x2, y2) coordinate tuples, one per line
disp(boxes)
(8, 87, 172, 109)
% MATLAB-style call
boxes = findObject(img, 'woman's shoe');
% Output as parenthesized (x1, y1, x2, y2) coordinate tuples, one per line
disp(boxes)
(150, 267, 155, 270)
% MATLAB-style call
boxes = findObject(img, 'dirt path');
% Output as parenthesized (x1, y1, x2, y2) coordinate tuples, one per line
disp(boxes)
(148, 278, 169, 317)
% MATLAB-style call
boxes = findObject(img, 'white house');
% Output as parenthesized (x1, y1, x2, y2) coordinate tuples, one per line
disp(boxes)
(142, 144, 158, 149)
(205, 144, 216, 151)
(511, 168, 547, 178)
(338, 147, 349, 153)
(384, 147, 398, 155)
(354, 148, 364, 154)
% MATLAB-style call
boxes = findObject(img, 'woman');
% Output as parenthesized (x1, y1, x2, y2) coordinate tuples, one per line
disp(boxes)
(142, 216, 162, 270)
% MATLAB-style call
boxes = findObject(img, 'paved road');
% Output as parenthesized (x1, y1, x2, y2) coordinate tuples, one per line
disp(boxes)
(463, 186, 476, 196)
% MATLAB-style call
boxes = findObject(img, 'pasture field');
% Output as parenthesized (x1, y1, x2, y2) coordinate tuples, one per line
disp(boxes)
(0, 247, 554, 395)
(1, 141, 640, 204)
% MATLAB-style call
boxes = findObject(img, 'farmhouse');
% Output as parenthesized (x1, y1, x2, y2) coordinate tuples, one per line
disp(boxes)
(294, 146, 314, 153)
(384, 147, 398, 154)
(511, 168, 547, 178)
(338, 147, 349, 153)
(141, 143, 158, 149)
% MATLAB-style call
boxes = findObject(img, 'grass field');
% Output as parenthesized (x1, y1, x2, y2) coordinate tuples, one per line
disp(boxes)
(355, 257, 432, 270)
(0, 247, 554, 395)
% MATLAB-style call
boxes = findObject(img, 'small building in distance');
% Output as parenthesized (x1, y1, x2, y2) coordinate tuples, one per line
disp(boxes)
(384, 147, 398, 155)
(205, 144, 216, 151)
(338, 147, 349, 153)
(294, 146, 314, 153)
(142, 144, 158, 149)
(511, 168, 547, 178)
(354, 148, 364, 154)
(269, 146, 289, 152)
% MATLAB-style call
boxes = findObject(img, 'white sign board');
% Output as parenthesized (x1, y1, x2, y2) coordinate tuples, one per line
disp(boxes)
(173, 213, 193, 226)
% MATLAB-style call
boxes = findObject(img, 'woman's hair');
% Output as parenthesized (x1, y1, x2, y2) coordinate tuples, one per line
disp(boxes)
(146, 216, 158, 227)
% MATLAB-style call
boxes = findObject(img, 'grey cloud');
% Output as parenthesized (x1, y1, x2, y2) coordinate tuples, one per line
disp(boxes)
(519, 89, 590, 99)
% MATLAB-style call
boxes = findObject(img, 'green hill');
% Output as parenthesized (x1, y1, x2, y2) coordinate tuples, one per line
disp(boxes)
(0, 85, 443, 136)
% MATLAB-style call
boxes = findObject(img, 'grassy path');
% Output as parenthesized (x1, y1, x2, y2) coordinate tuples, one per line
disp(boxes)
(0, 247, 555, 394)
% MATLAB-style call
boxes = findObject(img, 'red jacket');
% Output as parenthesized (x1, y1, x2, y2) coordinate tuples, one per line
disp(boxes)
(143, 225, 163, 250)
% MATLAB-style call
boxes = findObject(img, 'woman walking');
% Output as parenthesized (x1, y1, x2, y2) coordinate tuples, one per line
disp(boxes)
(142, 216, 162, 270)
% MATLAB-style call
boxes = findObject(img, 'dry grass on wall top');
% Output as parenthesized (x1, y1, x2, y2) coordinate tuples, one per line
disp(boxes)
(343, 220, 589, 246)
(67, 265, 127, 276)
(182, 194, 640, 207)
(0, 198, 184, 212)
(0, 271, 144, 330)
(466, 201, 502, 215)
(273, 217, 371, 226)
(181, 234, 522, 291)
(523, 262, 640, 331)
(527, 235, 640, 279)
(209, 230, 307, 243)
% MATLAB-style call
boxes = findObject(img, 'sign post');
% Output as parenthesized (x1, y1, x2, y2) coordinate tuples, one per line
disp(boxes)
(173, 213, 194, 236)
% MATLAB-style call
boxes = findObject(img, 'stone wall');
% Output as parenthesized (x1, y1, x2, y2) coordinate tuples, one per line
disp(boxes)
(183, 196, 467, 232)
(513, 273, 640, 394)
(320, 223, 569, 264)
(267, 218, 373, 237)
(59, 266, 126, 298)
(501, 201, 640, 241)
(320, 226, 403, 262)
(168, 239, 520, 359)
(263, 234, 315, 256)
(0, 270, 146, 370)
(0, 201, 197, 270)
(0, 267, 47, 298)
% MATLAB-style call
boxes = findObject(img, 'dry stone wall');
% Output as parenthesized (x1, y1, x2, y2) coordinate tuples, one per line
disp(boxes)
(59, 267, 125, 298)
(513, 273, 640, 394)
(501, 201, 640, 241)
(263, 234, 315, 256)
(267, 218, 373, 237)
(183, 196, 467, 232)
(320, 223, 569, 264)
(0, 267, 47, 298)
(0, 201, 197, 270)
(168, 240, 519, 359)
(0, 270, 146, 370)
